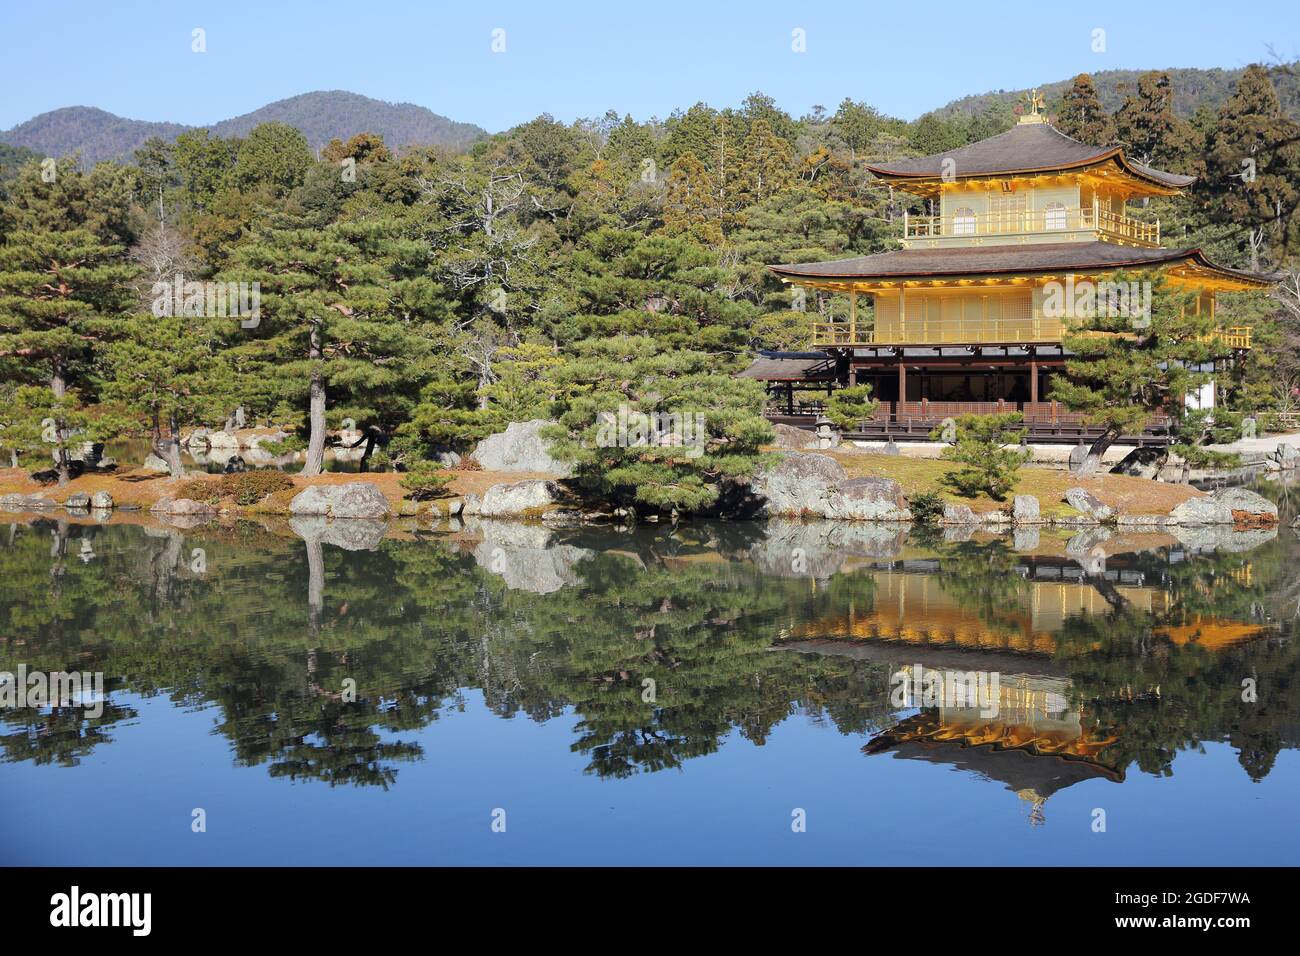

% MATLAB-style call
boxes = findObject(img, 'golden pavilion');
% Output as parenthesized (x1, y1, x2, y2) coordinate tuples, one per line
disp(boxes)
(750, 94, 1272, 440)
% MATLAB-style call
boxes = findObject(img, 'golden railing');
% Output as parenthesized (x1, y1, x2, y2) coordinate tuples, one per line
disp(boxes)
(812, 321, 1252, 349)
(1210, 326, 1252, 349)
(812, 318, 1063, 347)
(903, 205, 1159, 246)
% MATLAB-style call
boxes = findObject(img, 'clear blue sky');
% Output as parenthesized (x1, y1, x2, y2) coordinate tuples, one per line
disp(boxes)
(1, 0, 1295, 132)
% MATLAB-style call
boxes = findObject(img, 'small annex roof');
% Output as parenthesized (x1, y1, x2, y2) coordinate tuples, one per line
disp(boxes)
(865, 122, 1195, 193)
(737, 351, 838, 382)
(769, 241, 1272, 289)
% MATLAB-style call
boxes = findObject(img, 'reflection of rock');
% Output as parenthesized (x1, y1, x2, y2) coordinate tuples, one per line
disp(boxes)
(471, 420, 572, 476)
(289, 516, 389, 551)
(150, 497, 218, 516)
(289, 482, 391, 519)
(1065, 526, 1112, 557)
(477, 479, 559, 517)
(1012, 527, 1041, 552)
(747, 519, 909, 577)
(1168, 524, 1278, 553)
(942, 524, 977, 543)
(467, 519, 592, 593)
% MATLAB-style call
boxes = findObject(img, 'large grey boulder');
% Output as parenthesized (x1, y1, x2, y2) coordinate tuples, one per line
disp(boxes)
(1065, 487, 1115, 521)
(207, 431, 241, 451)
(824, 476, 911, 521)
(470, 420, 571, 477)
(288, 482, 391, 519)
(1012, 495, 1041, 524)
(477, 479, 558, 517)
(770, 423, 818, 450)
(1110, 447, 1167, 480)
(64, 492, 91, 511)
(1169, 487, 1277, 526)
(751, 453, 846, 517)
(1214, 486, 1278, 522)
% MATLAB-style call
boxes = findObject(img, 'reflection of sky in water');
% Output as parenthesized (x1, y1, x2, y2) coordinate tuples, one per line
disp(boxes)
(1, 515, 1297, 865)
(5, 691, 1297, 866)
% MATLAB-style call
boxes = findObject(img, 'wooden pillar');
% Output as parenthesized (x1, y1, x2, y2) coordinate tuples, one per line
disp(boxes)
(898, 360, 907, 404)
(850, 288, 857, 344)
(786, 383, 794, 416)
(1030, 358, 1039, 403)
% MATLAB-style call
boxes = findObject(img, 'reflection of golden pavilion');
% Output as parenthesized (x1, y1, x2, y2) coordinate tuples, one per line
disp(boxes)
(792, 567, 1172, 657)
(780, 561, 1272, 819)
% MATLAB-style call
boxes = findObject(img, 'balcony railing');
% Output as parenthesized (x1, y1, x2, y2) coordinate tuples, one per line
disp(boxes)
(811, 321, 1252, 349)
(903, 205, 1160, 246)
(812, 317, 1063, 347)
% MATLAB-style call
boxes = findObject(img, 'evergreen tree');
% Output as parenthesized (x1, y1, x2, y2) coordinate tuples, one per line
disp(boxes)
(1055, 74, 1116, 146)
(1202, 64, 1300, 270)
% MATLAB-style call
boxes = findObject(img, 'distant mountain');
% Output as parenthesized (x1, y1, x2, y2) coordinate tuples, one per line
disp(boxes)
(0, 92, 488, 165)
(207, 91, 486, 153)
(927, 66, 1300, 122)
(0, 107, 188, 165)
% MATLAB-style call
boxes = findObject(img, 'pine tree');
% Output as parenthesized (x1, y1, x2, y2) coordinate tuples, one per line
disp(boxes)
(1114, 72, 1198, 170)
(1201, 64, 1300, 271)
(0, 158, 136, 483)
(1051, 274, 1234, 475)
(1055, 74, 1116, 146)
(222, 215, 435, 475)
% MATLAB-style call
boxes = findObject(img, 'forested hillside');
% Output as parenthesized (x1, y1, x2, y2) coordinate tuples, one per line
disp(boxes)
(1, 66, 1297, 512)
(0, 92, 487, 164)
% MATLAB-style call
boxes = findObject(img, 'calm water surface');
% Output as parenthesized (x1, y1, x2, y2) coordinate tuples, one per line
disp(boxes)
(2, 496, 1298, 865)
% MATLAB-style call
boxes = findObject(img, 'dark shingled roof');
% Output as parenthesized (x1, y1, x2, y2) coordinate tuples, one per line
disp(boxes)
(769, 241, 1271, 286)
(738, 351, 838, 381)
(866, 122, 1195, 190)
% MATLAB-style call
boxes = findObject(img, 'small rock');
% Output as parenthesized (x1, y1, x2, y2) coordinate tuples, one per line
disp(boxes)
(64, 492, 91, 511)
(427, 500, 443, 517)
(398, 500, 422, 516)
(445, 498, 464, 517)
(1065, 487, 1114, 521)
(142, 453, 170, 473)
(150, 497, 218, 516)
(942, 502, 979, 525)
(91, 491, 114, 510)
(0, 493, 56, 512)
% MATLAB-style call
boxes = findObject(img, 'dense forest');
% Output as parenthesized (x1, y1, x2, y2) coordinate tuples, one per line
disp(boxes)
(1, 66, 1298, 513)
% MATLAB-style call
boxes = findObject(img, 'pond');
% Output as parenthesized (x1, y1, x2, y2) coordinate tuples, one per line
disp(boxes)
(2, 503, 1298, 866)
